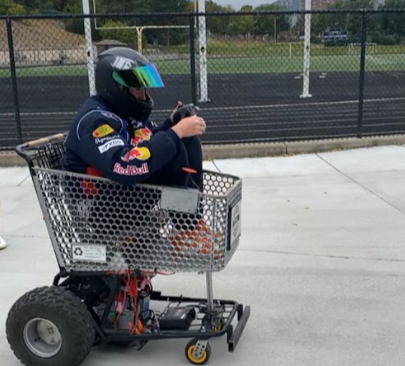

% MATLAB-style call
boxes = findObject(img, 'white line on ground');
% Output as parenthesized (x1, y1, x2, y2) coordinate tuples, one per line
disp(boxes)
(0, 97, 404, 117)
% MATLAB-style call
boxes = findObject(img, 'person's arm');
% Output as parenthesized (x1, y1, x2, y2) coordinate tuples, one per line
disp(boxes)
(76, 114, 181, 186)
(148, 118, 173, 133)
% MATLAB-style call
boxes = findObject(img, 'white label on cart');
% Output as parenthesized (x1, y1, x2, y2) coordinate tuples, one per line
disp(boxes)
(230, 200, 242, 244)
(72, 244, 107, 263)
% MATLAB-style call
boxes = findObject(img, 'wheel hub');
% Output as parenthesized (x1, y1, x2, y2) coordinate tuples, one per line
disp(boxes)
(192, 340, 208, 360)
(23, 318, 62, 358)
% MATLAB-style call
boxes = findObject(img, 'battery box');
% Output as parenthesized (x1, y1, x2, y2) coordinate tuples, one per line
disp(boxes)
(159, 307, 196, 331)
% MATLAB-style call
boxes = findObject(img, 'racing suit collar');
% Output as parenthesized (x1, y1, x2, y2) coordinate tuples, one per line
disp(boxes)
(94, 95, 132, 123)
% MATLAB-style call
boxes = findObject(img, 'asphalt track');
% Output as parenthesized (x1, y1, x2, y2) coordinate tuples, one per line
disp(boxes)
(1, 71, 404, 147)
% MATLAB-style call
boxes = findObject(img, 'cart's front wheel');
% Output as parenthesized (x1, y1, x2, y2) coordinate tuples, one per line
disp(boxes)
(185, 338, 211, 365)
(6, 286, 95, 366)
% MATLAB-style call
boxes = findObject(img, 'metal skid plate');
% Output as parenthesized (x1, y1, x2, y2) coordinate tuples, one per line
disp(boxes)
(28, 139, 242, 273)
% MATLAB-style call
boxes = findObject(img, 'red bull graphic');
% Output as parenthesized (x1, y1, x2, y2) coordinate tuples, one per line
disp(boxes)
(121, 147, 151, 162)
(113, 163, 149, 176)
(131, 128, 152, 146)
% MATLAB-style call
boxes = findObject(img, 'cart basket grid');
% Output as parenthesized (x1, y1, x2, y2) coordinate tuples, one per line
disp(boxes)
(17, 133, 243, 274)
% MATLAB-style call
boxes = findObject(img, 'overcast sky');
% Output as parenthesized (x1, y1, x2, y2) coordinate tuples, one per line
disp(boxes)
(214, 0, 276, 10)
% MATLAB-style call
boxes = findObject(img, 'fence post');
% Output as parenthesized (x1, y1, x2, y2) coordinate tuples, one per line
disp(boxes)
(82, 0, 96, 96)
(6, 17, 22, 144)
(197, 0, 209, 103)
(357, 12, 367, 138)
(300, 0, 312, 98)
(189, 15, 197, 106)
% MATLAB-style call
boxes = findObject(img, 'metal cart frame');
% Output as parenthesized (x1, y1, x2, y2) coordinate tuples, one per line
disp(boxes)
(7, 133, 250, 365)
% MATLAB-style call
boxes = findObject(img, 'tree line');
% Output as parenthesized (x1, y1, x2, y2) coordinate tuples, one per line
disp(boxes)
(0, 0, 281, 15)
(295, 0, 405, 45)
(1, 0, 404, 46)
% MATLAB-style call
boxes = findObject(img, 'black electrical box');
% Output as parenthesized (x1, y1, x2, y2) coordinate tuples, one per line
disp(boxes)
(159, 307, 196, 331)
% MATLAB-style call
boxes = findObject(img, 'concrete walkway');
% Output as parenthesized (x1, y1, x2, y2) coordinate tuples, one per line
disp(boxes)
(1, 145, 405, 366)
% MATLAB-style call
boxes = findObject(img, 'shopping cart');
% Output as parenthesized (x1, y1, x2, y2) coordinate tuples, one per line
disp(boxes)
(6, 133, 250, 366)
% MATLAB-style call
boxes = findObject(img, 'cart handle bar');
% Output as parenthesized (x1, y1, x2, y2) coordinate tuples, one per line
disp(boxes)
(20, 133, 65, 150)
(15, 133, 66, 170)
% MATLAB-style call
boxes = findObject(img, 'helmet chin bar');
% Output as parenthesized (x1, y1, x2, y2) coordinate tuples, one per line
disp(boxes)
(125, 86, 151, 104)
(124, 88, 154, 122)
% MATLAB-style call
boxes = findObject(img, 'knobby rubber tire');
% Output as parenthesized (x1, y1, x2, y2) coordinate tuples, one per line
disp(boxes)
(6, 286, 95, 366)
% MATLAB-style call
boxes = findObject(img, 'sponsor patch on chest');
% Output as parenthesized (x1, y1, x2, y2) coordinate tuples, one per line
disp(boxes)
(98, 139, 124, 153)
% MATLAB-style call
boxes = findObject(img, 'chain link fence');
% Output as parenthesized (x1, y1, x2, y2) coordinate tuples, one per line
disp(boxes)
(0, 19, 17, 147)
(362, 12, 405, 136)
(0, 10, 404, 148)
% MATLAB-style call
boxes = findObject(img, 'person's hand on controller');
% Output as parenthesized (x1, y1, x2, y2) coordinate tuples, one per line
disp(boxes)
(171, 102, 205, 138)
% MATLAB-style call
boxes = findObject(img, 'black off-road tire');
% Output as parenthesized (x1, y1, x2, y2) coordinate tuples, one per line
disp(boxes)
(6, 286, 95, 366)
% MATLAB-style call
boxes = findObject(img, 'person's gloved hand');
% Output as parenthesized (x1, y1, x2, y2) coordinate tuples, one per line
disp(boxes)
(170, 102, 200, 125)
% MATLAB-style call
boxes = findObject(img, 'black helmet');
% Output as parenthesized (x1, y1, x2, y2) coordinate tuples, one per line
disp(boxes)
(95, 47, 165, 122)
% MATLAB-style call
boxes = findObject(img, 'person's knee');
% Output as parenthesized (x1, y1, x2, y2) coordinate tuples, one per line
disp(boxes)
(182, 135, 201, 146)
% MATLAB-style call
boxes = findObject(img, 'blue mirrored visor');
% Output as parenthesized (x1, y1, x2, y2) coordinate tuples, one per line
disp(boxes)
(112, 64, 164, 88)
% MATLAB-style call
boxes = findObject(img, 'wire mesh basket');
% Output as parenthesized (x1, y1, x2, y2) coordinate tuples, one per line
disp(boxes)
(18, 134, 242, 273)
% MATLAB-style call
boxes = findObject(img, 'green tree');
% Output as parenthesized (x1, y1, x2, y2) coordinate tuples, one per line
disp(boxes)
(95, 0, 139, 14)
(62, 1, 85, 34)
(321, 0, 377, 42)
(52, 0, 67, 12)
(233, 5, 255, 37)
(253, 4, 289, 39)
(0, 0, 25, 15)
(144, 0, 190, 46)
(13, 0, 54, 13)
(205, 0, 234, 35)
(92, 0, 190, 47)
(375, 0, 405, 44)
(62, 0, 101, 41)
(99, 19, 136, 46)
(293, 0, 383, 44)
(148, 0, 189, 13)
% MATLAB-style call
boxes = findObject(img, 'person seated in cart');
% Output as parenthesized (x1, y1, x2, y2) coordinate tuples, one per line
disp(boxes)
(63, 47, 215, 252)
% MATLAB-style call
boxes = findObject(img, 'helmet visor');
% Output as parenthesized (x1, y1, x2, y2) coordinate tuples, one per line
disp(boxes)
(112, 63, 164, 89)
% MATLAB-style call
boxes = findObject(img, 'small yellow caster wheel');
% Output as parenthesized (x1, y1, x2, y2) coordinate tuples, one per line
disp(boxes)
(185, 338, 211, 365)
(202, 315, 224, 333)
(213, 319, 224, 332)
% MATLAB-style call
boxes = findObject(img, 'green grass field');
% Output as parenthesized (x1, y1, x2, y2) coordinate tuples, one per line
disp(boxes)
(158, 54, 405, 74)
(163, 40, 405, 57)
(0, 49, 404, 78)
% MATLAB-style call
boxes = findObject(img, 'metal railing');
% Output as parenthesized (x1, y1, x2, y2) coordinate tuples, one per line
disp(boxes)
(1, 10, 404, 148)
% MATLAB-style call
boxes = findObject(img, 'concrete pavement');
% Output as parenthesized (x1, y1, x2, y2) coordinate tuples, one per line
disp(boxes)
(1, 145, 405, 366)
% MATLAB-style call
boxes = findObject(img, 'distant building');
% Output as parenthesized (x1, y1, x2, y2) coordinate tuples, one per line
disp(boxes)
(300, 0, 339, 10)
(303, 0, 325, 9)
(275, 0, 384, 10)
(274, 0, 304, 11)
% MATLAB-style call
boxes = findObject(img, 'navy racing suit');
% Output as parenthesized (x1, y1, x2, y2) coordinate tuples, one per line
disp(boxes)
(63, 96, 206, 268)
(64, 95, 202, 189)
